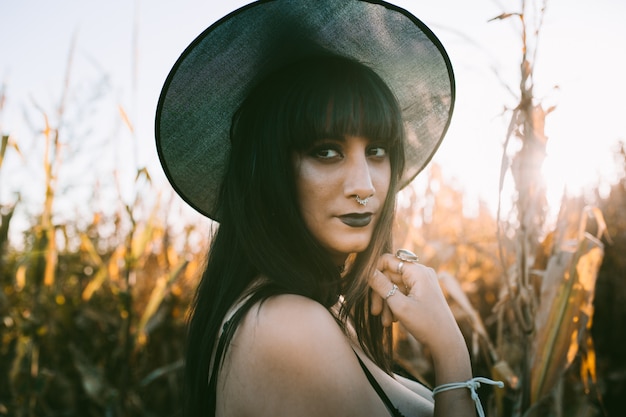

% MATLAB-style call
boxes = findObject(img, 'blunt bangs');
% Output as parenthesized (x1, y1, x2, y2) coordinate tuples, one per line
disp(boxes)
(283, 56, 405, 153)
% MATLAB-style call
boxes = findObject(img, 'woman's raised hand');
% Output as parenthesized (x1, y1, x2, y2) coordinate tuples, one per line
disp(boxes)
(369, 251, 478, 417)
(368, 251, 465, 354)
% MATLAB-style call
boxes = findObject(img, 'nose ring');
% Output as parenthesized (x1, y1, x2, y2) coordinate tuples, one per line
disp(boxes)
(355, 195, 372, 206)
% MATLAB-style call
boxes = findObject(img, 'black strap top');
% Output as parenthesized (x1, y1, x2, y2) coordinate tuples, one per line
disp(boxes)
(354, 353, 406, 417)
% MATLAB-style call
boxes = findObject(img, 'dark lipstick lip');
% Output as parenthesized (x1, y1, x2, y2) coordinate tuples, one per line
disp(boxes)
(338, 213, 373, 228)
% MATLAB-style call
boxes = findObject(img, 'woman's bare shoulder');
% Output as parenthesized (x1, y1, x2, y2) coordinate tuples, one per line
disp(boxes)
(216, 294, 388, 417)
(248, 294, 342, 342)
(233, 294, 352, 371)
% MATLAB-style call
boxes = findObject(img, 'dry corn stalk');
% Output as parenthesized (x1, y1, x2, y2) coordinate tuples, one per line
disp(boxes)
(530, 206, 606, 403)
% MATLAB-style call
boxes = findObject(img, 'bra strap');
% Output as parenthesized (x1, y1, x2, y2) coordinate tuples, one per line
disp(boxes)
(354, 351, 405, 417)
(208, 320, 232, 397)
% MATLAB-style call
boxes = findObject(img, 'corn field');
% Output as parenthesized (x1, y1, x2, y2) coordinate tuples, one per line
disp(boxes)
(1, 1, 625, 416)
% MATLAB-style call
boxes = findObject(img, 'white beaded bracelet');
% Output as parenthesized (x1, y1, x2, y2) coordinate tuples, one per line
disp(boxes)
(432, 377, 504, 417)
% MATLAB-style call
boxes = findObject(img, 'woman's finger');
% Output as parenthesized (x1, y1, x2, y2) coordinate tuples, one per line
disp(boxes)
(369, 269, 397, 301)
(379, 253, 407, 280)
(369, 269, 399, 326)
(369, 269, 393, 316)
(381, 303, 395, 327)
(370, 290, 384, 316)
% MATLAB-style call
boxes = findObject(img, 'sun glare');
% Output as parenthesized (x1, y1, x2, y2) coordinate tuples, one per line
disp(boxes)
(542, 135, 619, 220)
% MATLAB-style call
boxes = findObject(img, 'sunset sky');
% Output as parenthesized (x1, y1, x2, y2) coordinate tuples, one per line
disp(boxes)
(1, 0, 625, 229)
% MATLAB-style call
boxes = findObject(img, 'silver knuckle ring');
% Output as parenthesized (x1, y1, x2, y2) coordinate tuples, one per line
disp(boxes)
(385, 284, 399, 299)
(397, 261, 404, 275)
(395, 249, 419, 263)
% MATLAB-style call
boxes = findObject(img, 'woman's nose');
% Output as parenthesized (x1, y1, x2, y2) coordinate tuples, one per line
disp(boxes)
(344, 154, 375, 199)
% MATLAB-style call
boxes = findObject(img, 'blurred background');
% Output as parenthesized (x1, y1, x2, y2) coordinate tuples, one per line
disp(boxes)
(1, 0, 625, 416)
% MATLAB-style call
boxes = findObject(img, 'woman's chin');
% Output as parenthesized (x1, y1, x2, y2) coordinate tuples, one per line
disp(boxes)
(327, 240, 371, 261)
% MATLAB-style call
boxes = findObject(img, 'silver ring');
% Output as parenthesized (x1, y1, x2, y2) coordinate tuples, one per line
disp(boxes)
(397, 261, 404, 275)
(396, 249, 419, 263)
(386, 284, 399, 299)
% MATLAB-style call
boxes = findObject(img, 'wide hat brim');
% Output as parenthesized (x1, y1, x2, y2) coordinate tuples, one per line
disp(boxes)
(156, 0, 455, 220)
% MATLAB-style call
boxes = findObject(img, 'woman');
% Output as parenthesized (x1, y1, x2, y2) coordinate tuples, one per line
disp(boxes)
(156, 1, 501, 416)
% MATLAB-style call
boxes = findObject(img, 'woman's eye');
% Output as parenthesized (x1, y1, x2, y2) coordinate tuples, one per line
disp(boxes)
(368, 146, 387, 157)
(313, 148, 341, 159)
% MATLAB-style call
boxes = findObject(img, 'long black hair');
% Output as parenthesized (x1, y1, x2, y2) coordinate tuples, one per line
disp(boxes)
(183, 54, 406, 416)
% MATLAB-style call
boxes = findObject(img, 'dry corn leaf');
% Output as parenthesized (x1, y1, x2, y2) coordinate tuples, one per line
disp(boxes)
(135, 260, 188, 349)
(130, 202, 161, 263)
(0, 202, 16, 255)
(43, 226, 57, 286)
(118, 104, 134, 134)
(530, 207, 605, 403)
(439, 271, 498, 361)
(15, 264, 26, 291)
(0, 135, 8, 169)
(139, 358, 184, 387)
(79, 232, 104, 266)
(82, 246, 124, 301)
(579, 329, 597, 395)
(81, 267, 109, 302)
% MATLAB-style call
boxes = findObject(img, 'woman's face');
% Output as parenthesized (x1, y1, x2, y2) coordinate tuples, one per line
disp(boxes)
(293, 134, 391, 265)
